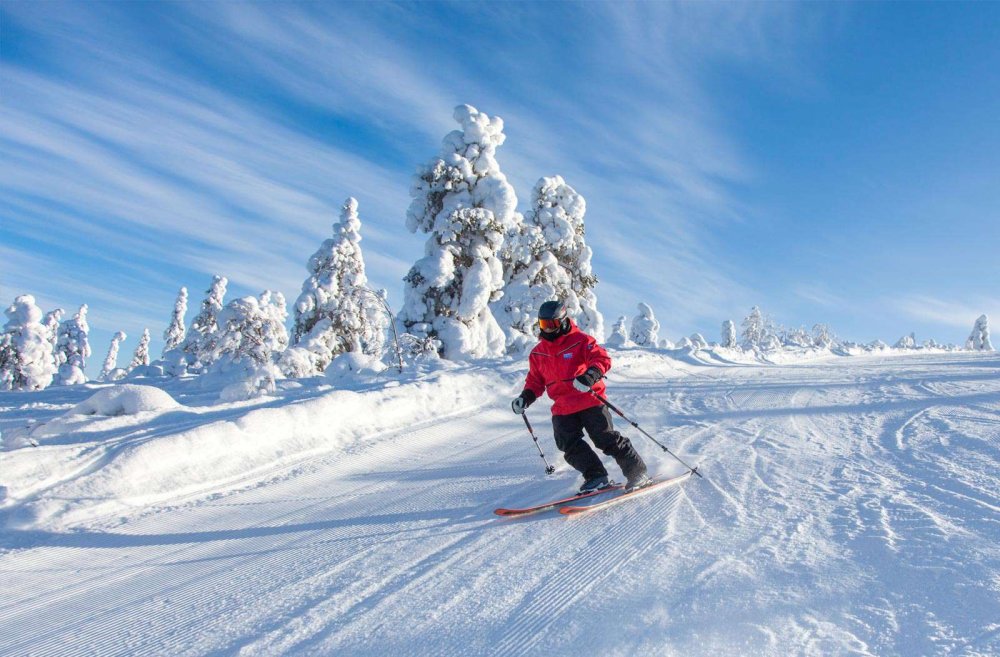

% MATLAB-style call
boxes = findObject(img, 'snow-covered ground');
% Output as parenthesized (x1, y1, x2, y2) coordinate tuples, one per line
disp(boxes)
(2, 350, 998, 656)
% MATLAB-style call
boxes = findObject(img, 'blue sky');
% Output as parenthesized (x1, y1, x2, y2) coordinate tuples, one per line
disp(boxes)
(2, 1, 998, 371)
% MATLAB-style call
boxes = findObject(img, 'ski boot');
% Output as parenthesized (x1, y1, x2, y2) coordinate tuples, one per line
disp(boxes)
(578, 475, 613, 495)
(624, 472, 652, 493)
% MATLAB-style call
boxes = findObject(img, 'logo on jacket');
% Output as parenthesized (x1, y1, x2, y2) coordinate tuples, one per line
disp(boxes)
(563, 353, 573, 359)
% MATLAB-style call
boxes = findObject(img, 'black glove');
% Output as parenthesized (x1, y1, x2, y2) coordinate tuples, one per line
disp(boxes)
(511, 389, 537, 414)
(573, 367, 603, 392)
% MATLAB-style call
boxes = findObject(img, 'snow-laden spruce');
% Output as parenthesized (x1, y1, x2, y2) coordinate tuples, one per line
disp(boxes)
(630, 302, 660, 347)
(162, 287, 187, 356)
(99, 331, 127, 382)
(966, 314, 993, 351)
(399, 104, 517, 361)
(55, 304, 91, 385)
(130, 329, 151, 371)
(1, 295, 57, 391)
(284, 198, 387, 377)
(180, 276, 227, 372)
(493, 175, 603, 351)
(721, 320, 737, 348)
(605, 316, 630, 348)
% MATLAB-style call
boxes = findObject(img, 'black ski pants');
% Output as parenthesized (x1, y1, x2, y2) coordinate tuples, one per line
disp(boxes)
(552, 405, 647, 482)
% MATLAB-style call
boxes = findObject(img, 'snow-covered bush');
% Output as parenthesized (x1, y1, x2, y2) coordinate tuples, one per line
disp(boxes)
(493, 175, 604, 349)
(605, 316, 630, 348)
(630, 303, 659, 347)
(325, 351, 388, 382)
(813, 324, 834, 349)
(130, 329, 151, 370)
(721, 320, 737, 349)
(966, 315, 993, 351)
(397, 332, 442, 364)
(782, 326, 812, 349)
(690, 333, 709, 350)
(55, 304, 91, 385)
(70, 384, 180, 416)
(210, 291, 288, 400)
(162, 287, 187, 356)
(99, 331, 128, 382)
(290, 198, 387, 375)
(213, 291, 288, 369)
(181, 276, 227, 371)
(659, 338, 675, 349)
(399, 104, 516, 361)
(1, 295, 57, 391)
(894, 333, 917, 350)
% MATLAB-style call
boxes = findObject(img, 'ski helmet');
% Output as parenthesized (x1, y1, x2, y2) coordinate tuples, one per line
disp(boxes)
(537, 300, 569, 333)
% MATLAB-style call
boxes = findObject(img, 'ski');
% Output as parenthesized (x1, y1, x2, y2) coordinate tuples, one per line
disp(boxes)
(558, 470, 696, 516)
(494, 483, 623, 517)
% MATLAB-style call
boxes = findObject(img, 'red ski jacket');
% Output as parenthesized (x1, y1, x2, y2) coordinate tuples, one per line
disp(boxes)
(523, 320, 612, 416)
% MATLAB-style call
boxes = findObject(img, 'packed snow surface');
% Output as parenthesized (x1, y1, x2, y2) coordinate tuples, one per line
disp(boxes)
(1, 351, 998, 656)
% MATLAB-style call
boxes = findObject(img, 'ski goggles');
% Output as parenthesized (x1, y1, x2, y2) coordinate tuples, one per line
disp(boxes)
(538, 317, 563, 331)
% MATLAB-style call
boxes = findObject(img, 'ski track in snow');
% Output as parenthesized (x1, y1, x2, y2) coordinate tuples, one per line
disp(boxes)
(2, 353, 999, 656)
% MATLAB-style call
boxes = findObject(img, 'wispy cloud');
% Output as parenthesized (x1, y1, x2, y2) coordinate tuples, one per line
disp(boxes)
(893, 295, 997, 330)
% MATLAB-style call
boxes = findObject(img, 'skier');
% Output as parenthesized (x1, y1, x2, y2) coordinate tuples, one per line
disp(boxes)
(511, 300, 651, 493)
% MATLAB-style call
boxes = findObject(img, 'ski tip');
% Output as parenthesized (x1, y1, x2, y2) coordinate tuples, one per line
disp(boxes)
(558, 506, 586, 515)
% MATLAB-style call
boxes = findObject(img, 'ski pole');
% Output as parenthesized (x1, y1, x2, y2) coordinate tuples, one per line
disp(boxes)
(521, 412, 556, 475)
(590, 389, 702, 477)
(572, 377, 702, 478)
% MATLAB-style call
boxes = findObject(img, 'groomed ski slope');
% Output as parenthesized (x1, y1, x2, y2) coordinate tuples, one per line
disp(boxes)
(2, 351, 999, 656)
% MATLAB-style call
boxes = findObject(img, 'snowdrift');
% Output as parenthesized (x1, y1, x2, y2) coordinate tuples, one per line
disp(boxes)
(1, 368, 508, 531)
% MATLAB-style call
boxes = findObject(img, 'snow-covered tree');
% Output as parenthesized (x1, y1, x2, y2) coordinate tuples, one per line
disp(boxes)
(630, 303, 660, 347)
(741, 306, 773, 350)
(493, 175, 603, 349)
(162, 287, 188, 356)
(181, 276, 227, 370)
(399, 104, 517, 360)
(721, 320, 737, 348)
(43, 309, 63, 352)
(130, 328, 151, 370)
(100, 331, 127, 382)
(966, 315, 993, 351)
(894, 333, 917, 350)
(605, 316, 630, 348)
(288, 198, 386, 375)
(1, 295, 57, 391)
(55, 304, 91, 385)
